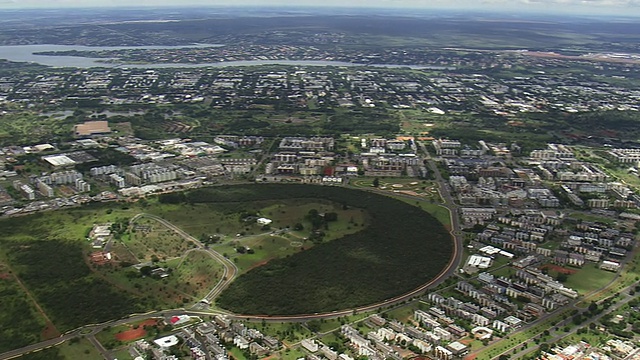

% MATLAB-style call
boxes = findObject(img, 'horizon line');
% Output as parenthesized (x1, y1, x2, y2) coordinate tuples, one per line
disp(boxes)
(0, 4, 638, 19)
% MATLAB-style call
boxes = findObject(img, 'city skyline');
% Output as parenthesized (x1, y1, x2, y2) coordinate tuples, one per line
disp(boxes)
(0, 0, 639, 16)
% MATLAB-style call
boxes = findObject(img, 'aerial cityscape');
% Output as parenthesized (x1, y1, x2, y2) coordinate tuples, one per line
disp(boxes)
(0, 2, 640, 360)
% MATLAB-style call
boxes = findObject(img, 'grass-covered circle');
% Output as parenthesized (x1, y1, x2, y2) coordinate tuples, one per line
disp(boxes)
(180, 184, 453, 315)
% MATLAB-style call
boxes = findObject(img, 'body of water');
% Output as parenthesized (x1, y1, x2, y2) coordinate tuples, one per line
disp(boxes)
(0, 44, 452, 70)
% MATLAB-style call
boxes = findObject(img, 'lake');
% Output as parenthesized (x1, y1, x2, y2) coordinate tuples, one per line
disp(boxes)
(0, 44, 452, 70)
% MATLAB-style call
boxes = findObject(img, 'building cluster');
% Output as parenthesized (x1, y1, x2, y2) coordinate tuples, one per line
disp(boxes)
(128, 315, 280, 360)
(300, 313, 474, 360)
(3, 50, 640, 116)
(442, 141, 640, 222)
(11, 169, 90, 200)
(473, 208, 633, 279)
(541, 339, 640, 360)
(265, 136, 337, 177)
(263, 135, 426, 181)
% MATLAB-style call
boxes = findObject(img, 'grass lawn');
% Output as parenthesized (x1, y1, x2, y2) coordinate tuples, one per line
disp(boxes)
(148, 203, 242, 238)
(96, 325, 129, 347)
(579, 248, 640, 305)
(490, 265, 514, 278)
(567, 212, 616, 226)
(126, 217, 197, 261)
(313, 318, 345, 334)
(202, 199, 370, 273)
(561, 330, 609, 347)
(227, 347, 248, 360)
(318, 332, 340, 346)
(220, 234, 306, 273)
(277, 348, 308, 360)
(99, 248, 225, 308)
(58, 338, 103, 360)
(112, 347, 134, 360)
(563, 263, 616, 296)
(246, 321, 312, 345)
(415, 202, 451, 227)
(385, 303, 418, 324)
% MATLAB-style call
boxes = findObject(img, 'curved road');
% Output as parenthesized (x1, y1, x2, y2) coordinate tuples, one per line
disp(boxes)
(236, 148, 465, 321)
(1, 174, 464, 359)
(131, 213, 238, 303)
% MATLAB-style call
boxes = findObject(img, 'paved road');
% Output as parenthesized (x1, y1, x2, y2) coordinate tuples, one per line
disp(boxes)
(469, 247, 639, 360)
(2, 176, 465, 359)
(131, 213, 239, 303)
(507, 280, 640, 360)
(87, 335, 110, 360)
(0, 309, 221, 360)
(244, 145, 467, 322)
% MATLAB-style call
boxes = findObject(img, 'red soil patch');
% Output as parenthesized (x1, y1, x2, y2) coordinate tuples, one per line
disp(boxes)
(41, 322, 61, 340)
(115, 319, 158, 342)
(115, 327, 146, 342)
(89, 251, 111, 265)
(539, 264, 577, 275)
(464, 354, 477, 360)
(246, 259, 272, 272)
(140, 319, 157, 327)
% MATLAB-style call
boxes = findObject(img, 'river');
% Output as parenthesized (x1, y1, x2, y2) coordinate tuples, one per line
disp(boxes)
(0, 44, 452, 70)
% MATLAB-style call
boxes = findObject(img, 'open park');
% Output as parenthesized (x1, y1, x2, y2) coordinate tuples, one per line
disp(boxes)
(0, 183, 454, 355)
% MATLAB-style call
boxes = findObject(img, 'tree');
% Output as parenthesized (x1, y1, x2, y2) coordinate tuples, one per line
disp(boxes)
(324, 212, 338, 222)
(372, 177, 380, 187)
(140, 266, 153, 277)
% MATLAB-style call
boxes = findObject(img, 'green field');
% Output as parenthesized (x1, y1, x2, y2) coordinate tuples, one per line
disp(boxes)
(562, 263, 617, 296)
(15, 337, 103, 360)
(246, 321, 313, 345)
(16, 347, 64, 360)
(125, 217, 198, 261)
(154, 198, 369, 273)
(99, 249, 225, 308)
(58, 338, 103, 360)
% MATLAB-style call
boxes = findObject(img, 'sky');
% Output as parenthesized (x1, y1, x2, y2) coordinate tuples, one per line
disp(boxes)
(0, 0, 639, 16)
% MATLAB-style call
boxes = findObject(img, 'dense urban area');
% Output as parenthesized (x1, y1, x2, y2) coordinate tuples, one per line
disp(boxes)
(1, 8, 640, 360)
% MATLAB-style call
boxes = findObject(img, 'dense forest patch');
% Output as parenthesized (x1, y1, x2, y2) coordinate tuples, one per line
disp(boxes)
(163, 184, 453, 315)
